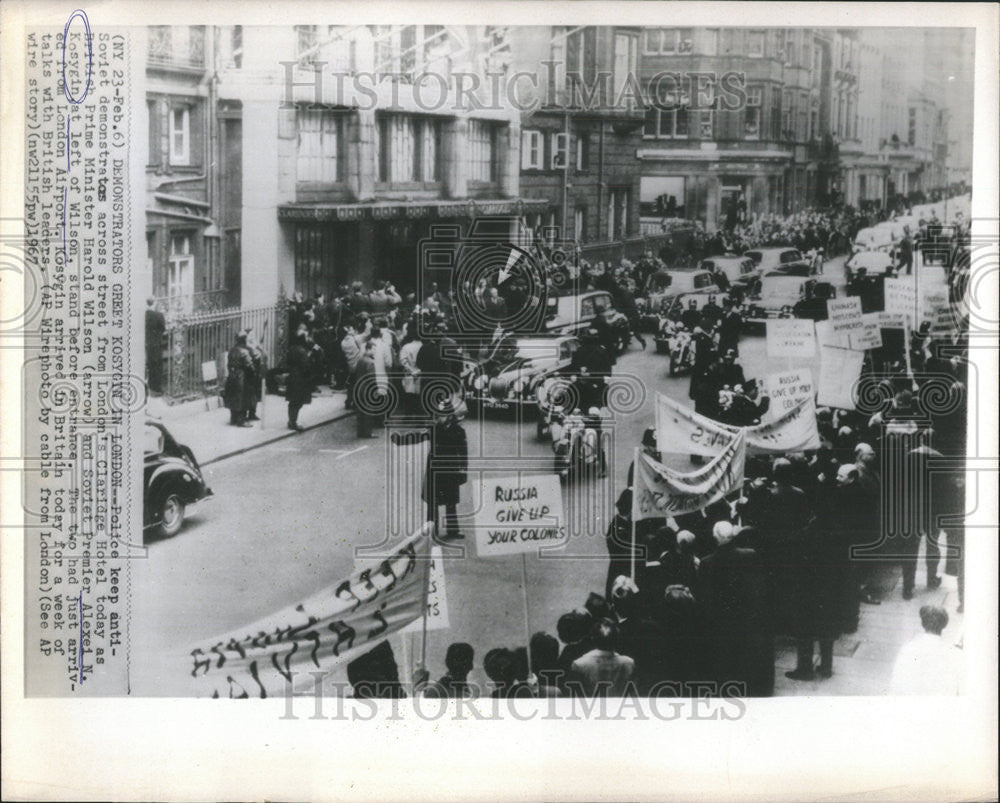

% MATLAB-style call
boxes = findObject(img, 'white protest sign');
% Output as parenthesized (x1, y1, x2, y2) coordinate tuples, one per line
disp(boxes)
(766, 318, 816, 359)
(817, 346, 865, 410)
(849, 312, 884, 351)
(827, 296, 864, 336)
(884, 278, 917, 324)
(403, 546, 450, 633)
(474, 474, 566, 557)
(815, 318, 850, 349)
(877, 311, 907, 329)
(765, 368, 815, 417)
(920, 286, 952, 333)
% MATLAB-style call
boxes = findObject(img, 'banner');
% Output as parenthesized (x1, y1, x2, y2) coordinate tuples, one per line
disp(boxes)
(473, 474, 567, 557)
(817, 346, 865, 410)
(655, 392, 821, 457)
(633, 430, 746, 519)
(185, 524, 433, 698)
(766, 318, 816, 359)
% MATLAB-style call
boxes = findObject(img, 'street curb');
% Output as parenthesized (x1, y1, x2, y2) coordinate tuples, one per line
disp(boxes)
(201, 407, 356, 467)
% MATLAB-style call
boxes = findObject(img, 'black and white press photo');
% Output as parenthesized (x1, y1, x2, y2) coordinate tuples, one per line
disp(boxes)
(2, 2, 997, 801)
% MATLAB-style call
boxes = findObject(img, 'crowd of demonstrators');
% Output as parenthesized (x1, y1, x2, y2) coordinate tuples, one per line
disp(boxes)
(374, 323, 965, 701)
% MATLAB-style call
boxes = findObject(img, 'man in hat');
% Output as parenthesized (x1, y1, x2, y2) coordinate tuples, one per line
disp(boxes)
(422, 400, 468, 541)
(223, 331, 255, 427)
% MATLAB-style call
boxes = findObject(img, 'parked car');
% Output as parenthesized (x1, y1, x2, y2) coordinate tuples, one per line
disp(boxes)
(699, 254, 760, 289)
(544, 291, 631, 349)
(462, 334, 581, 413)
(744, 247, 812, 276)
(143, 420, 212, 540)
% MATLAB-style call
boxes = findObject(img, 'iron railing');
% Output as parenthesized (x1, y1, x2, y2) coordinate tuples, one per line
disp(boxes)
(165, 301, 284, 399)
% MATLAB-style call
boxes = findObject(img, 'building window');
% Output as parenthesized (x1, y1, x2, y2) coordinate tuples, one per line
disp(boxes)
(771, 88, 782, 140)
(644, 97, 690, 140)
(907, 107, 916, 146)
(169, 105, 190, 165)
(296, 107, 343, 184)
(551, 132, 568, 169)
(644, 28, 693, 55)
(576, 132, 590, 170)
(748, 30, 765, 58)
(467, 119, 497, 182)
(744, 87, 761, 139)
(147, 99, 160, 166)
(782, 89, 793, 139)
(550, 27, 568, 101)
(809, 96, 819, 140)
(612, 33, 638, 102)
(230, 26, 243, 69)
(168, 233, 194, 303)
(521, 129, 543, 170)
(574, 207, 586, 242)
(700, 110, 713, 139)
(608, 187, 629, 240)
(296, 25, 319, 65)
(375, 114, 441, 183)
(703, 29, 719, 56)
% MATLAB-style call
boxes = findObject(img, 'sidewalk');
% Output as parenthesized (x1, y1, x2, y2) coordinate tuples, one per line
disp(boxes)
(146, 387, 353, 466)
(773, 545, 964, 696)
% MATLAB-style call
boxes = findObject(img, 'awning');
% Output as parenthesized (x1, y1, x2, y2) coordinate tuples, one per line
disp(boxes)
(277, 197, 550, 223)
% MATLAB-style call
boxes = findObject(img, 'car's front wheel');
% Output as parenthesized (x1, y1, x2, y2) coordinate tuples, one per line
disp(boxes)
(159, 492, 186, 538)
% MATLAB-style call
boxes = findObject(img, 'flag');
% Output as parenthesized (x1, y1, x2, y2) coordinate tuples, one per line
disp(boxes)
(184, 523, 433, 698)
(633, 430, 746, 519)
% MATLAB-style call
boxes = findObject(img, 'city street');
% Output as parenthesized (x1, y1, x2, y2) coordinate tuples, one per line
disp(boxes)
(127, 254, 970, 697)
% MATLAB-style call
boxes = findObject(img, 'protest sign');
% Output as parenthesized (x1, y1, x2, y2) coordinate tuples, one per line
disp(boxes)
(655, 392, 820, 456)
(920, 286, 953, 333)
(817, 345, 866, 409)
(633, 430, 746, 519)
(185, 524, 433, 698)
(884, 278, 918, 324)
(402, 546, 449, 633)
(766, 368, 815, 415)
(815, 318, 850, 349)
(850, 312, 884, 350)
(827, 296, 864, 336)
(766, 318, 816, 359)
(877, 311, 907, 328)
(473, 474, 566, 557)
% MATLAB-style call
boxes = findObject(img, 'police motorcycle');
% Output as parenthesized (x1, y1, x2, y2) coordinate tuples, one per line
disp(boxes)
(655, 314, 697, 377)
(535, 369, 609, 482)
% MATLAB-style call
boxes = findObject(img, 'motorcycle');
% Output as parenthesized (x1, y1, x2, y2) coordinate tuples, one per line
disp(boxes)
(551, 406, 609, 482)
(535, 374, 609, 481)
(654, 319, 696, 376)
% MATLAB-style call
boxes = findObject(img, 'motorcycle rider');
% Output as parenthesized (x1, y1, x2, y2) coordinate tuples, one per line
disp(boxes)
(681, 299, 701, 331)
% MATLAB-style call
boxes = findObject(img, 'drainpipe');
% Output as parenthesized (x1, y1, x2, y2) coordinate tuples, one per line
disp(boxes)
(597, 120, 605, 246)
(562, 109, 570, 239)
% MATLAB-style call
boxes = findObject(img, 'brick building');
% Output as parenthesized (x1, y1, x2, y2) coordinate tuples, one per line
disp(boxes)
(507, 27, 646, 249)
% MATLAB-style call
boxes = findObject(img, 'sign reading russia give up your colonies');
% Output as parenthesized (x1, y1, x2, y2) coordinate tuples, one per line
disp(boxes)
(474, 475, 566, 557)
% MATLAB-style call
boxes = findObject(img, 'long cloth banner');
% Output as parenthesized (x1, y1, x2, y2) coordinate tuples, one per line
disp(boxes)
(655, 391, 821, 457)
(184, 524, 433, 698)
(633, 429, 746, 519)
